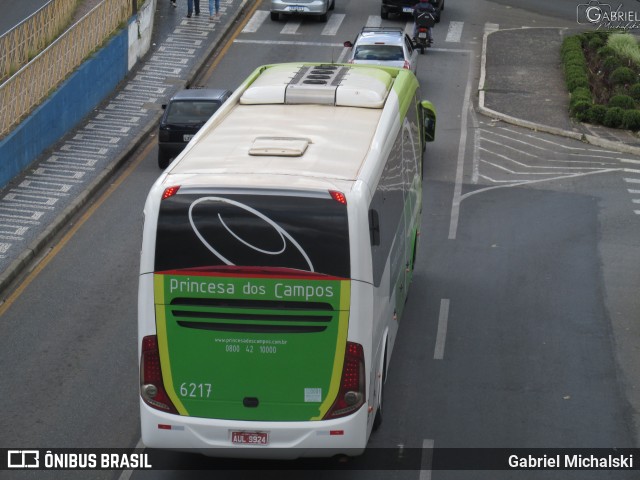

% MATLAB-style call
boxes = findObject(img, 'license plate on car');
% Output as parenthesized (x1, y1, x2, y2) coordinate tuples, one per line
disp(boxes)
(288, 5, 305, 12)
(403, 7, 414, 13)
(231, 431, 269, 445)
(183, 134, 194, 142)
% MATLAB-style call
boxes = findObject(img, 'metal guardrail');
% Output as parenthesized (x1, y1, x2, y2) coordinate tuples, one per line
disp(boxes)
(0, 0, 132, 138)
(0, 0, 77, 83)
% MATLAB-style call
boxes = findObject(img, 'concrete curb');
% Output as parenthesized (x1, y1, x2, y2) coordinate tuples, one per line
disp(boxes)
(0, 0, 251, 294)
(477, 28, 640, 159)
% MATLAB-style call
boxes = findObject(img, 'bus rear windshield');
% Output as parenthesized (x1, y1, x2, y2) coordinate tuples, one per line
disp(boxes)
(155, 192, 350, 279)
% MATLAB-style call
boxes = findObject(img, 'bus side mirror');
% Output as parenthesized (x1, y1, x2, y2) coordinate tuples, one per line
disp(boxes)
(420, 100, 436, 143)
(369, 209, 380, 246)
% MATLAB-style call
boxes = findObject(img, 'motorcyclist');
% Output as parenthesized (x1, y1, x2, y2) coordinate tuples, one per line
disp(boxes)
(413, 0, 436, 45)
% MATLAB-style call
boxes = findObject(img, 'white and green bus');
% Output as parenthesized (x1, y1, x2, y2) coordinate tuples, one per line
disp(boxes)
(138, 63, 436, 457)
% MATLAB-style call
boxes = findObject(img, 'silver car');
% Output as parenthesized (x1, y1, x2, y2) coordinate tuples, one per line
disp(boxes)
(270, 0, 335, 22)
(343, 27, 418, 74)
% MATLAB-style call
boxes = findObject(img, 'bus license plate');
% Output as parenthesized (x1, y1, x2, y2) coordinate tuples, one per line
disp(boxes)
(231, 431, 269, 445)
(183, 134, 194, 142)
(403, 7, 414, 13)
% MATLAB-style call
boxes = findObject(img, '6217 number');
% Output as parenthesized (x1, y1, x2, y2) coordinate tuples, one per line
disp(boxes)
(179, 383, 212, 398)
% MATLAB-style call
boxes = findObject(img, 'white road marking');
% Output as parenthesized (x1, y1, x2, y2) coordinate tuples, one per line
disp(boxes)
(322, 13, 345, 35)
(445, 21, 464, 42)
(281, 20, 302, 35)
(448, 50, 474, 240)
(420, 438, 435, 480)
(242, 10, 269, 33)
(234, 39, 346, 47)
(434, 299, 450, 360)
(366, 15, 382, 27)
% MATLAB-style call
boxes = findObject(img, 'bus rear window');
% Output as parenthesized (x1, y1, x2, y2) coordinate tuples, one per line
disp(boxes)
(155, 193, 350, 279)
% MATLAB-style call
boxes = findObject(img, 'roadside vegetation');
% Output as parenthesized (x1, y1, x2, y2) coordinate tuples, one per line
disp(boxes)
(562, 31, 640, 130)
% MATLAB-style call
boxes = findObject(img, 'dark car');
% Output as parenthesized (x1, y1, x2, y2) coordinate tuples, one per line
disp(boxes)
(158, 88, 231, 169)
(380, 0, 444, 22)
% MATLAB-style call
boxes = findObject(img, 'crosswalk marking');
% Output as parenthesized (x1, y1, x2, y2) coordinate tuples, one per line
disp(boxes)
(241, 10, 466, 43)
(365, 15, 382, 28)
(242, 9, 269, 33)
(322, 13, 345, 35)
(281, 19, 302, 35)
(445, 21, 463, 42)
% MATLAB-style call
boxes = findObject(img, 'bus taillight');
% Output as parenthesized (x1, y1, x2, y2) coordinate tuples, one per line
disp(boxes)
(140, 336, 178, 414)
(323, 342, 366, 419)
(162, 186, 180, 200)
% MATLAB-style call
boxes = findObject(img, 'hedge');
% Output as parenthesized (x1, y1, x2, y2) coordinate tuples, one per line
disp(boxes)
(562, 33, 640, 129)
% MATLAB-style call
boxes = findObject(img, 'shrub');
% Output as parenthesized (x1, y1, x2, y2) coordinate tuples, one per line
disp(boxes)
(608, 94, 636, 109)
(602, 56, 623, 75)
(629, 83, 640, 101)
(566, 72, 590, 91)
(622, 109, 640, 130)
(570, 86, 592, 103)
(597, 46, 616, 59)
(587, 105, 608, 125)
(604, 107, 625, 128)
(563, 51, 587, 68)
(570, 100, 592, 121)
(607, 33, 640, 66)
(609, 66, 636, 86)
(588, 36, 605, 50)
(561, 36, 582, 56)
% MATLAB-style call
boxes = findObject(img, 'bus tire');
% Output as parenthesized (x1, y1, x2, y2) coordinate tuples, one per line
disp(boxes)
(373, 350, 387, 431)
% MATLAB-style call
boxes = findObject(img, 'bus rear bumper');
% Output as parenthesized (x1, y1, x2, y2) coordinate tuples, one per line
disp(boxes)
(140, 401, 368, 458)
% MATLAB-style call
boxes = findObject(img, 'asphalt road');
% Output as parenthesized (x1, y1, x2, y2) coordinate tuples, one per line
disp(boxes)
(1, 1, 639, 479)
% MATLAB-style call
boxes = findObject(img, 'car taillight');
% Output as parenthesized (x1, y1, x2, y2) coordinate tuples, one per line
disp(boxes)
(403, 60, 410, 70)
(323, 342, 366, 419)
(140, 335, 178, 414)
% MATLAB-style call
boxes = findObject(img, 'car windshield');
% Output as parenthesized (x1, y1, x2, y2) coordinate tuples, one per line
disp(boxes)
(353, 44, 404, 61)
(165, 100, 220, 124)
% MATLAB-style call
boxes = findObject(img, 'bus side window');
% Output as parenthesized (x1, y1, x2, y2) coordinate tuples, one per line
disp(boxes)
(369, 209, 380, 246)
(420, 100, 437, 143)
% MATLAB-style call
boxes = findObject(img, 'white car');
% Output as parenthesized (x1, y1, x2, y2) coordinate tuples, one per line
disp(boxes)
(343, 27, 418, 74)
(270, 0, 335, 22)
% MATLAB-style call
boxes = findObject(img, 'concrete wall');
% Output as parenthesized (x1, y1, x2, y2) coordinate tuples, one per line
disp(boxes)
(0, 1, 157, 189)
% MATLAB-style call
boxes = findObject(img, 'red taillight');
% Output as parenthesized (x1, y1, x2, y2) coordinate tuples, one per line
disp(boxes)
(330, 190, 347, 205)
(323, 342, 366, 419)
(162, 186, 180, 200)
(140, 335, 178, 414)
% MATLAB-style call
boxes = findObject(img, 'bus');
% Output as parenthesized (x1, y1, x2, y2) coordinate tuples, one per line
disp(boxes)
(138, 63, 436, 458)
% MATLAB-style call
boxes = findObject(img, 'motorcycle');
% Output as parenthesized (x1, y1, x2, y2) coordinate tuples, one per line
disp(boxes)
(413, 11, 435, 54)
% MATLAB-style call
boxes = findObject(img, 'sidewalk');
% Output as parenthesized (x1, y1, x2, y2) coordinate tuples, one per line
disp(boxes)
(479, 27, 640, 155)
(0, 0, 250, 291)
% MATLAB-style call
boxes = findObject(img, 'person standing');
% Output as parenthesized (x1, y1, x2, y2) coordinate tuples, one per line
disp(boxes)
(187, 0, 200, 17)
(208, 0, 220, 19)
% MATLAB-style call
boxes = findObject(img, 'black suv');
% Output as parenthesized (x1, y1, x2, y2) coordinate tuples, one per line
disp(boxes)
(158, 88, 231, 169)
(381, 0, 444, 22)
